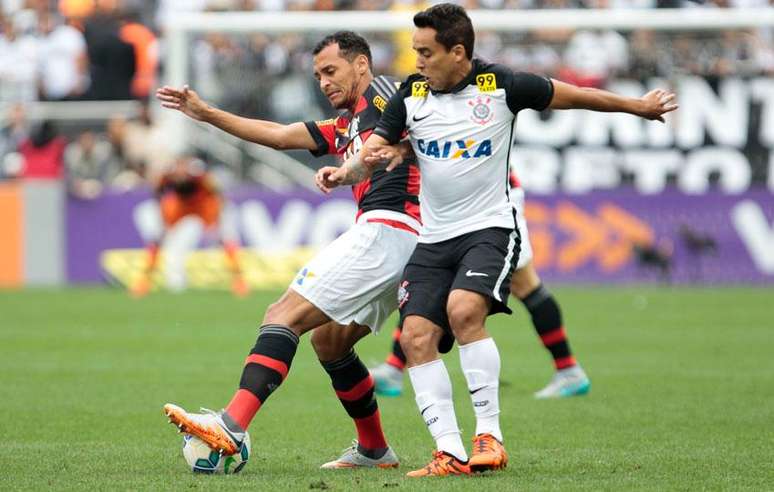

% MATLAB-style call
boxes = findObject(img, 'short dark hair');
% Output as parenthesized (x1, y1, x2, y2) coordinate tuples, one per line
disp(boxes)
(313, 31, 373, 69)
(413, 3, 474, 60)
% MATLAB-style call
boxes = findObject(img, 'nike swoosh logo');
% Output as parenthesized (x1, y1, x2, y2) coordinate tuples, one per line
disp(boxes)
(465, 270, 488, 277)
(469, 386, 486, 395)
(420, 405, 433, 416)
(412, 114, 431, 122)
(218, 422, 244, 447)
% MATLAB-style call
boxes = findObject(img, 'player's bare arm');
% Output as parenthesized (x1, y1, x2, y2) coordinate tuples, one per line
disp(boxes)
(328, 133, 394, 186)
(156, 85, 318, 150)
(363, 141, 413, 170)
(548, 79, 678, 123)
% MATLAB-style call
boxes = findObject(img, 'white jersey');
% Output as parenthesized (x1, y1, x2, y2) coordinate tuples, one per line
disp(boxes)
(375, 59, 553, 243)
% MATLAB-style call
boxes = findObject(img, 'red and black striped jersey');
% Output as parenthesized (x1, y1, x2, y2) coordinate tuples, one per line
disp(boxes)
(304, 75, 421, 231)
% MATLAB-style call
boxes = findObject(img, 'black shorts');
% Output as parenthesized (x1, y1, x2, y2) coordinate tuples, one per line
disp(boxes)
(398, 227, 521, 353)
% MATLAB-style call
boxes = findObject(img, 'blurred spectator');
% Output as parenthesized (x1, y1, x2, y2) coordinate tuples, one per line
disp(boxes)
(559, 29, 628, 87)
(0, 103, 28, 157)
(64, 130, 120, 198)
(19, 119, 66, 179)
(37, 10, 89, 100)
(109, 102, 175, 182)
(58, 0, 95, 25)
(119, 8, 158, 99)
(84, 0, 136, 100)
(0, 14, 39, 102)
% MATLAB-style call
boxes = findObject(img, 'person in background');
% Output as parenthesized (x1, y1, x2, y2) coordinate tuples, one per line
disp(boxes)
(131, 156, 249, 297)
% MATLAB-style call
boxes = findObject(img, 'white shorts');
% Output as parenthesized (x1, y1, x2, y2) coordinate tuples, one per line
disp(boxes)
(290, 219, 418, 333)
(510, 187, 533, 270)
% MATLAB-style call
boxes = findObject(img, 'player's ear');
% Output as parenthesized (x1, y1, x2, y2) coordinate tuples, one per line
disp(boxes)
(451, 44, 466, 62)
(355, 54, 369, 75)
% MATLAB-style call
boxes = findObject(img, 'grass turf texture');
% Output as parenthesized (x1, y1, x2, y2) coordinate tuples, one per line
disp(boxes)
(1, 287, 772, 491)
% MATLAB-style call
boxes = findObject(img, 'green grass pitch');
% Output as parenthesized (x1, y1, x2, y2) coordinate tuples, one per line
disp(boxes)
(1, 286, 772, 491)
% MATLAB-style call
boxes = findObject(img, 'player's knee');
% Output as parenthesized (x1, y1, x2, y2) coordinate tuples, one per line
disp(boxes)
(310, 328, 346, 361)
(399, 322, 438, 362)
(447, 302, 486, 343)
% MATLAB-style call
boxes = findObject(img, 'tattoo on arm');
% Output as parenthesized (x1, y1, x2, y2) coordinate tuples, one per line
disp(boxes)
(339, 154, 371, 185)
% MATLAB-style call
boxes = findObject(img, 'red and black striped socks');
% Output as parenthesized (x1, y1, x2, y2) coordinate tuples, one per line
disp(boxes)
(322, 349, 388, 457)
(225, 324, 299, 430)
(385, 327, 406, 371)
(522, 285, 577, 370)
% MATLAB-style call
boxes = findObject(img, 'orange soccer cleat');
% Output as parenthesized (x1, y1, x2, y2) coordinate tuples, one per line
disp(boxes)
(231, 274, 250, 298)
(468, 433, 508, 472)
(129, 275, 152, 298)
(406, 451, 471, 477)
(164, 403, 244, 455)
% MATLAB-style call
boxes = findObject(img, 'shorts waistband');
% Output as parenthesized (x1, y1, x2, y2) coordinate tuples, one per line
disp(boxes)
(366, 218, 418, 235)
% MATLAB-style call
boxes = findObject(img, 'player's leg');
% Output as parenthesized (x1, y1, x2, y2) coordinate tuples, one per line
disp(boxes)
(370, 326, 406, 397)
(165, 221, 415, 456)
(447, 289, 508, 472)
(511, 262, 590, 399)
(164, 288, 330, 454)
(130, 198, 165, 297)
(509, 186, 589, 398)
(215, 200, 249, 297)
(402, 315, 471, 477)
(162, 216, 204, 292)
(447, 227, 521, 472)
(397, 244, 471, 477)
(311, 322, 398, 469)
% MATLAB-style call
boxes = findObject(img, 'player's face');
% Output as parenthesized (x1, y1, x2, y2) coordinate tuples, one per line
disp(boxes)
(313, 44, 361, 110)
(413, 27, 460, 91)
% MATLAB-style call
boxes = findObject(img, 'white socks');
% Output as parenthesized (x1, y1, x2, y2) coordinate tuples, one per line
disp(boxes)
(459, 337, 503, 442)
(408, 359, 468, 462)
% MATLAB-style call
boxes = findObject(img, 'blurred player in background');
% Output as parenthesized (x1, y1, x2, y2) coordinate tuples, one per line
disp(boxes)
(370, 171, 591, 399)
(131, 155, 248, 297)
(157, 31, 421, 469)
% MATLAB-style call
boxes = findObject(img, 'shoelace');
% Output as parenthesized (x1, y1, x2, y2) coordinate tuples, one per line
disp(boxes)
(474, 436, 496, 454)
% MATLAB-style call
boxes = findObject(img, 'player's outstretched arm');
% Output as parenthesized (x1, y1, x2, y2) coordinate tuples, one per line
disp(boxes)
(156, 85, 317, 150)
(548, 79, 678, 123)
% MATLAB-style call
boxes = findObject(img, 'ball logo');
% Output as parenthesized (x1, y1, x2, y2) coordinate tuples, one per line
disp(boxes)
(468, 96, 494, 125)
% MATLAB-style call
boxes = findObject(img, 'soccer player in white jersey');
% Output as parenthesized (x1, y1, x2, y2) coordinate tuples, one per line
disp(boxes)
(369, 172, 592, 400)
(319, 3, 677, 477)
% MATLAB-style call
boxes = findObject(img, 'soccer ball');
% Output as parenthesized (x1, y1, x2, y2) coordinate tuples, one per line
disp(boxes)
(182, 433, 251, 474)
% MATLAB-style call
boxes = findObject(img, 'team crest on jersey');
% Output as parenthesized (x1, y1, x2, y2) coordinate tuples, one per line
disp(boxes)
(372, 95, 387, 112)
(412, 81, 429, 98)
(468, 96, 494, 125)
(475, 73, 497, 93)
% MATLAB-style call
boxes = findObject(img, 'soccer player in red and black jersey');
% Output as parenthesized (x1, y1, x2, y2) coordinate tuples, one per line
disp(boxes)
(156, 31, 420, 469)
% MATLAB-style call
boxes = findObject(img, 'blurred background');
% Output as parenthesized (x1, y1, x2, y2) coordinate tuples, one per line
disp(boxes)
(0, 0, 772, 292)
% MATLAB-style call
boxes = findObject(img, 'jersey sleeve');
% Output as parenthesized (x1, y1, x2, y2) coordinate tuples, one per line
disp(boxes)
(303, 119, 337, 157)
(504, 71, 554, 114)
(373, 90, 407, 145)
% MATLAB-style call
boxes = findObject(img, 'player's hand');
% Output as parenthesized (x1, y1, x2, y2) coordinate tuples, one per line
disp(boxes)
(638, 89, 678, 123)
(363, 143, 405, 172)
(315, 166, 340, 194)
(156, 85, 210, 121)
